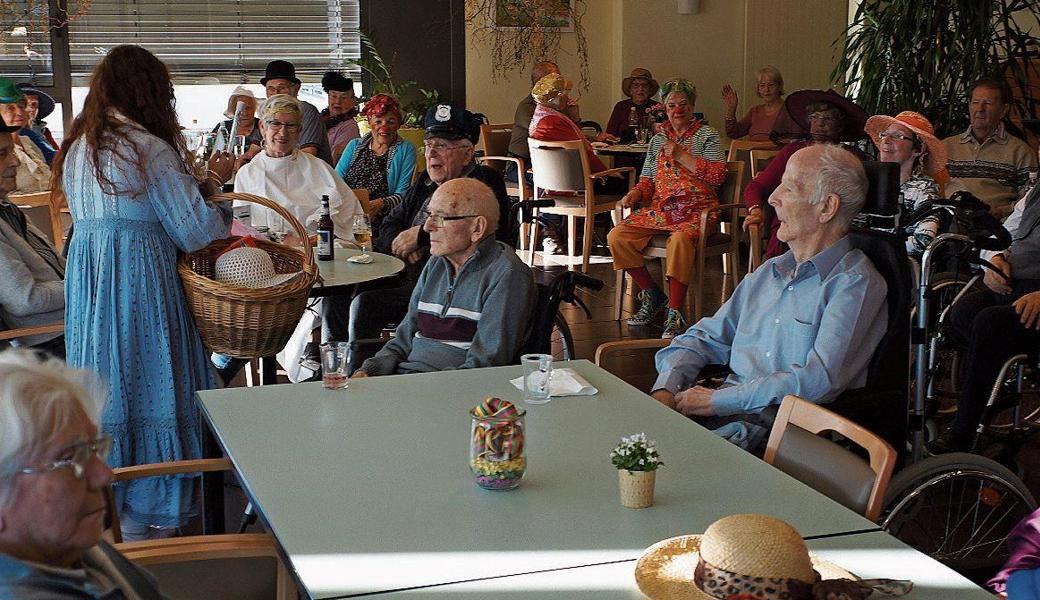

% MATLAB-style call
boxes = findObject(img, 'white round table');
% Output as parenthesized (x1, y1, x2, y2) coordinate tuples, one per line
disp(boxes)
(312, 247, 405, 296)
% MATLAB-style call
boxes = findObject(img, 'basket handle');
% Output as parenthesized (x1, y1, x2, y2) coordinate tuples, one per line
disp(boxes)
(210, 191, 316, 271)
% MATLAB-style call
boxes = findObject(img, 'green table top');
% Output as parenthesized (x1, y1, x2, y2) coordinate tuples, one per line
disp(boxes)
(358, 531, 991, 599)
(313, 247, 404, 293)
(197, 361, 880, 598)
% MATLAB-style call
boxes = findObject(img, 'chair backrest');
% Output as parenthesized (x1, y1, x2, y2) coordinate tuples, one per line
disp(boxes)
(580, 120, 603, 136)
(352, 188, 372, 216)
(594, 338, 668, 393)
(749, 149, 780, 179)
(11, 190, 64, 252)
(480, 123, 513, 164)
(719, 161, 744, 226)
(764, 395, 897, 522)
(726, 139, 777, 163)
(528, 138, 590, 194)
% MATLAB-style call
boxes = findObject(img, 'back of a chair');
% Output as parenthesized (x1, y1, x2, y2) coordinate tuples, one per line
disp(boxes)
(480, 123, 514, 167)
(764, 395, 897, 522)
(528, 138, 590, 194)
(726, 140, 777, 163)
(749, 149, 780, 179)
(11, 190, 64, 251)
(718, 161, 745, 228)
(352, 188, 372, 216)
(594, 339, 668, 393)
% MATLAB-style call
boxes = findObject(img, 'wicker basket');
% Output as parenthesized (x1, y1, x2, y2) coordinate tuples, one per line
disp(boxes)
(178, 192, 318, 359)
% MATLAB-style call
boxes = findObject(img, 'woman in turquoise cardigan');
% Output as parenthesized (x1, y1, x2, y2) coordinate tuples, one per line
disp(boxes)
(335, 94, 416, 221)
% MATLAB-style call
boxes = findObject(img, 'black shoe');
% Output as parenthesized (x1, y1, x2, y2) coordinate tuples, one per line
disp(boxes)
(926, 430, 972, 455)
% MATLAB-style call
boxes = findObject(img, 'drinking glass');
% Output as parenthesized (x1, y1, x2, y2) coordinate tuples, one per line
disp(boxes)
(353, 214, 373, 257)
(520, 353, 553, 404)
(231, 134, 248, 157)
(636, 126, 650, 144)
(320, 342, 349, 390)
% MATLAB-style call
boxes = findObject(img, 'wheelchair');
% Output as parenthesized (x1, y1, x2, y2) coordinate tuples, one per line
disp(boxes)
(877, 190, 1039, 578)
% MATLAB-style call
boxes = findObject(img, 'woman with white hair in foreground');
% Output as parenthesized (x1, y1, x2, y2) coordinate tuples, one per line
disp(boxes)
(0, 350, 165, 598)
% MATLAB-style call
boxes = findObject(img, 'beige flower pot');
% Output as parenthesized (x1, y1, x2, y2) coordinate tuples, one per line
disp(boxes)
(618, 469, 656, 509)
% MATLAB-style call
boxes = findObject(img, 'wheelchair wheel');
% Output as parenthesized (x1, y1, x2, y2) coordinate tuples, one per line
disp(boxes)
(918, 272, 973, 413)
(551, 312, 575, 361)
(882, 452, 1037, 574)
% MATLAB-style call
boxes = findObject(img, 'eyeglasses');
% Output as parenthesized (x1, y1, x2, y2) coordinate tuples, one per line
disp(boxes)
(878, 131, 915, 142)
(19, 435, 113, 480)
(265, 120, 301, 131)
(807, 113, 840, 124)
(426, 214, 478, 228)
(423, 141, 466, 153)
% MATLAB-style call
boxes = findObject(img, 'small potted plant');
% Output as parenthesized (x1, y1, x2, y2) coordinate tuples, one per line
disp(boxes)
(611, 433, 663, 509)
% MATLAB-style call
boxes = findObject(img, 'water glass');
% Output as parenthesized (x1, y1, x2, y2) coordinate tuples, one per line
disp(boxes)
(636, 126, 650, 144)
(521, 353, 553, 404)
(320, 342, 349, 390)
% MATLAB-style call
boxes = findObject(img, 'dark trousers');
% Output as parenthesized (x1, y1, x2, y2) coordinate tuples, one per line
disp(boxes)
(322, 280, 412, 343)
(31, 335, 66, 360)
(948, 280, 1040, 436)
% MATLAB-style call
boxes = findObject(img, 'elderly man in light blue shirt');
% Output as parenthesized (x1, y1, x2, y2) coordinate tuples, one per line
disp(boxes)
(652, 144, 888, 451)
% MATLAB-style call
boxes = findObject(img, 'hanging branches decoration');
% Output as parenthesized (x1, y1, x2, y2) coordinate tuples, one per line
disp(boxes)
(465, 0, 590, 90)
(832, 0, 1040, 139)
(0, 0, 95, 80)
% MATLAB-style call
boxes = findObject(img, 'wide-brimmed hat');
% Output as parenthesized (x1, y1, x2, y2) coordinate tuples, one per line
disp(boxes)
(423, 103, 484, 144)
(785, 89, 868, 142)
(634, 514, 912, 600)
(214, 246, 300, 289)
(15, 83, 54, 119)
(622, 68, 659, 98)
(0, 78, 24, 105)
(865, 111, 948, 177)
(260, 60, 300, 86)
(531, 73, 573, 106)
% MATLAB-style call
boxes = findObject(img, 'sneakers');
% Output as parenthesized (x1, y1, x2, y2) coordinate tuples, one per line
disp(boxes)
(627, 288, 668, 326)
(662, 308, 687, 339)
(926, 429, 972, 455)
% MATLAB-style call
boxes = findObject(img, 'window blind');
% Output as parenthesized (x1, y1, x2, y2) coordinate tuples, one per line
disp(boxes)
(0, 0, 56, 86)
(66, 0, 360, 85)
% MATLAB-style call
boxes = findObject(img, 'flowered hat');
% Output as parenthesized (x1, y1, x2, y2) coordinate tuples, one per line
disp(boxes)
(660, 78, 697, 102)
(865, 111, 948, 177)
(361, 94, 402, 122)
(622, 68, 659, 98)
(634, 514, 912, 600)
(532, 73, 573, 105)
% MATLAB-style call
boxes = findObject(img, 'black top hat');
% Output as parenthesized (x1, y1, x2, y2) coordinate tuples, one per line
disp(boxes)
(260, 60, 300, 86)
(423, 104, 485, 144)
(15, 83, 55, 120)
(322, 71, 354, 93)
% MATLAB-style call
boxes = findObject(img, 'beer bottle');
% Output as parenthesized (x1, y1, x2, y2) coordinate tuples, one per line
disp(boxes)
(317, 195, 334, 261)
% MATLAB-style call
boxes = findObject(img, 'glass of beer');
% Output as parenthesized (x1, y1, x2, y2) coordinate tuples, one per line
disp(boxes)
(353, 214, 372, 258)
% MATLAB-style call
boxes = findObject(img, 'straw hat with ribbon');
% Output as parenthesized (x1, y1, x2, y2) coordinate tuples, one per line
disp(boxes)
(622, 68, 660, 98)
(532, 73, 573, 106)
(635, 514, 913, 600)
(865, 111, 948, 177)
(785, 89, 868, 142)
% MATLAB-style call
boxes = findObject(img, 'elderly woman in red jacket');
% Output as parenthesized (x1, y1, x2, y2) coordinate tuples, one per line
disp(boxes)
(606, 78, 726, 339)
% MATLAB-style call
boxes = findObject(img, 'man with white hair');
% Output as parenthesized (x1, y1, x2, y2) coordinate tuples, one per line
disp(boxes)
(651, 144, 889, 451)
(353, 178, 535, 376)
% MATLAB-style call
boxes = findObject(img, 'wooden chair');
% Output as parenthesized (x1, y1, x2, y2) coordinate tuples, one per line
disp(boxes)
(748, 148, 780, 179)
(613, 161, 745, 321)
(745, 149, 781, 273)
(594, 338, 668, 393)
(725, 139, 778, 163)
(477, 123, 532, 250)
(107, 458, 297, 600)
(352, 187, 372, 217)
(527, 138, 635, 272)
(11, 190, 65, 252)
(0, 322, 64, 346)
(764, 395, 897, 522)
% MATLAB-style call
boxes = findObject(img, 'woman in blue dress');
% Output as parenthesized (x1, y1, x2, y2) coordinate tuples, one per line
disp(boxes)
(52, 45, 235, 539)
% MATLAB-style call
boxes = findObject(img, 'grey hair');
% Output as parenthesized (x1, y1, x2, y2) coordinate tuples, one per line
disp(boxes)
(755, 65, 784, 96)
(258, 94, 303, 122)
(806, 144, 868, 231)
(0, 350, 104, 506)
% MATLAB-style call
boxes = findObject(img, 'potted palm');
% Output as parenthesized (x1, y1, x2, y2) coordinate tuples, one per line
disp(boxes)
(611, 433, 663, 509)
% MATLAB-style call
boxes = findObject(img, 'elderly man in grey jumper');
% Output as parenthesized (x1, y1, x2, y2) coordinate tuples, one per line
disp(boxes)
(353, 178, 536, 377)
(0, 115, 65, 358)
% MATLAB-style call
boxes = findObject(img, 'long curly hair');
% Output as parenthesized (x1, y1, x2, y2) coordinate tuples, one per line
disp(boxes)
(52, 45, 191, 197)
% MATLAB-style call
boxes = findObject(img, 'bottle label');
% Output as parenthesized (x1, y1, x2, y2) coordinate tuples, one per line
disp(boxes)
(317, 231, 333, 259)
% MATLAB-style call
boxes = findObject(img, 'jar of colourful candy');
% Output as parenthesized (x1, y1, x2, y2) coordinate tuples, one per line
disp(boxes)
(469, 397, 526, 490)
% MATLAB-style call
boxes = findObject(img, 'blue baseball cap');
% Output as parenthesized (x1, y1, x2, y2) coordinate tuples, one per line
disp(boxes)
(423, 104, 484, 144)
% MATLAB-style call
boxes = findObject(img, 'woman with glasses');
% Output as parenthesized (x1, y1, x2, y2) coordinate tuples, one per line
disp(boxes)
(866, 111, 948, 256)
(55, 45, 235, 541)
(235, 94, 362, 240)
(607, 78, 726, 339)
(334, 94, 416, 223)
(0, 350, 169, 597)
(743, 89, 869, 259)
